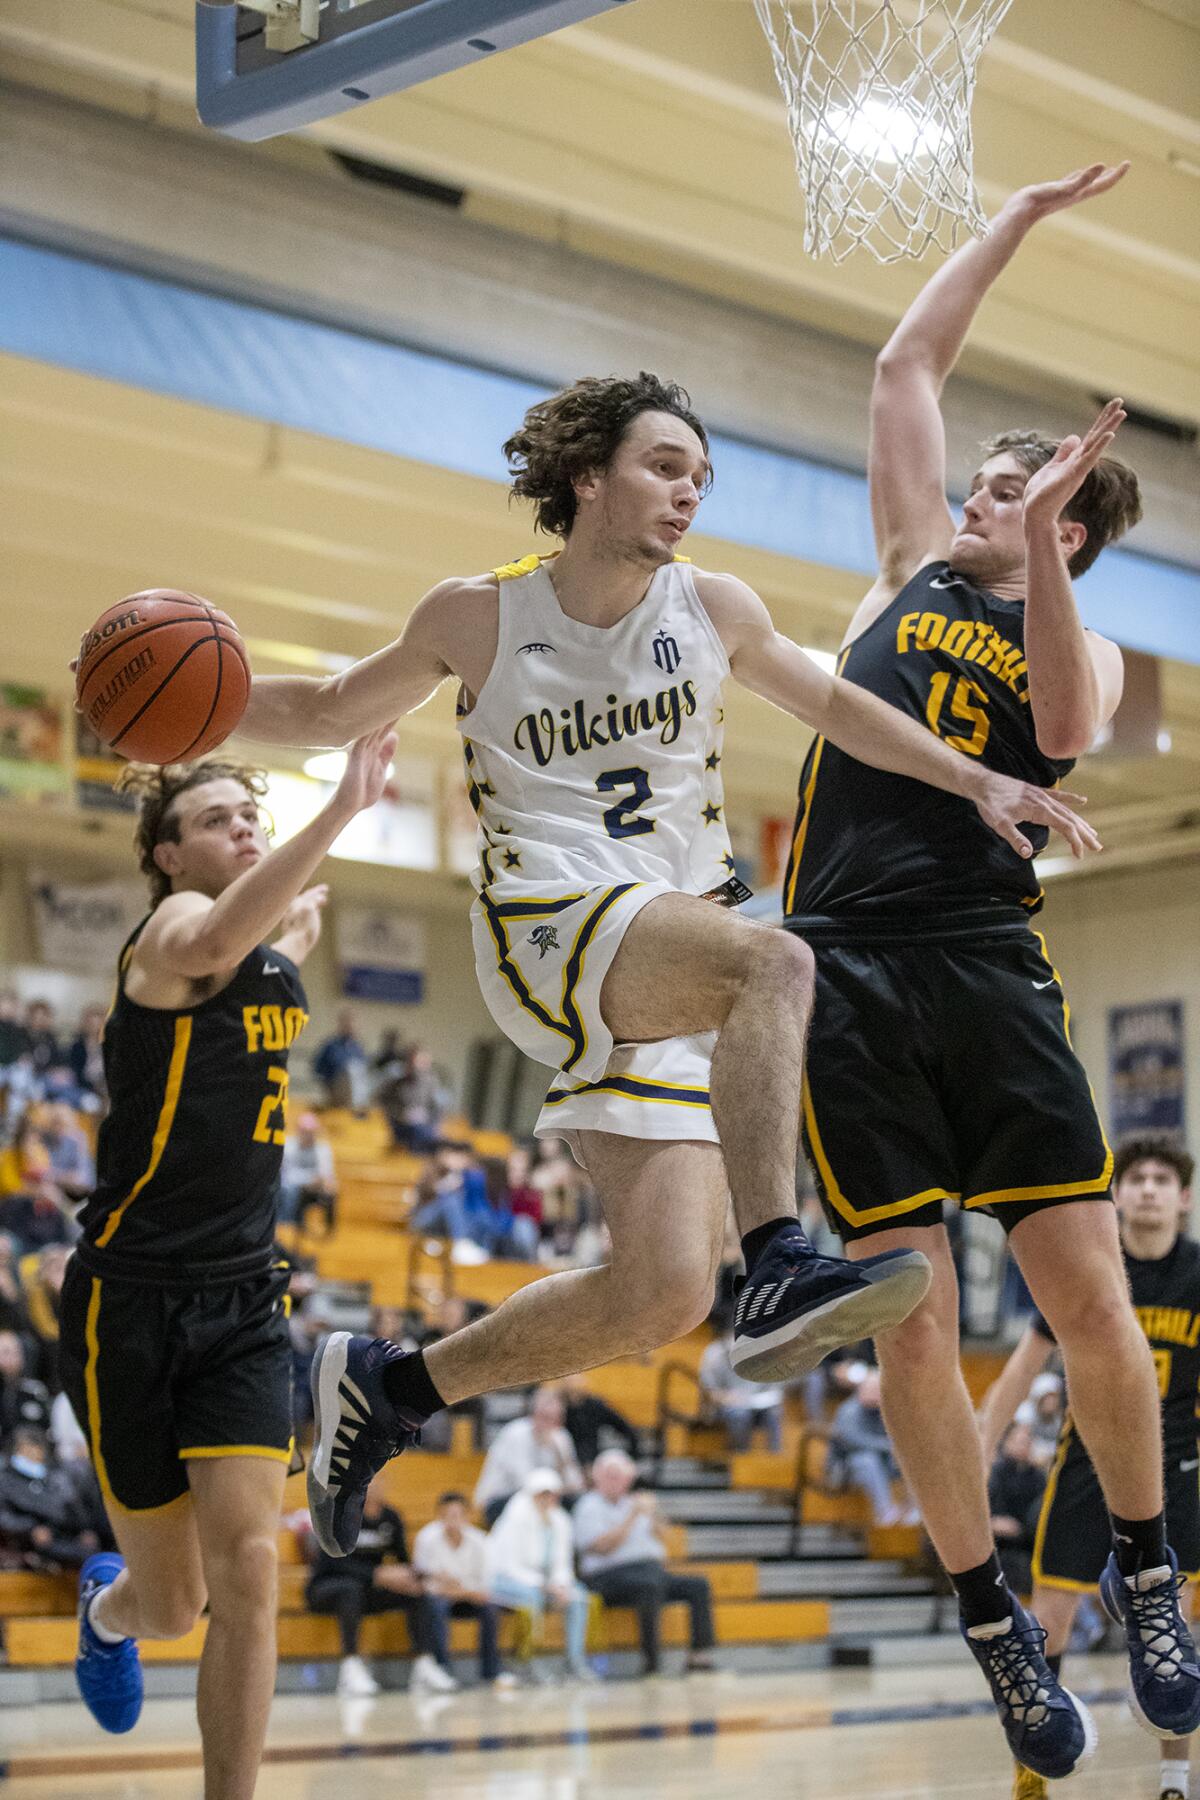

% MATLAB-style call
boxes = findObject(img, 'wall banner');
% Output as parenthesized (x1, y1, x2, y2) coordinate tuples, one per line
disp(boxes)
(1108, 1000, 1185, 1140)
(336, 905, 426, 1004)
(28, 872, 146, 972)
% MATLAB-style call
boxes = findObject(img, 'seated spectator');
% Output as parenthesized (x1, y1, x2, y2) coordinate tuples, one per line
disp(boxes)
(289, 1304, 333, 1435)
(381, 1046, 448, 1157)
(305, 1470, 442, 1698)
(313, 1008, 370, 1113)
(23, 1002, 62, 1076)
(280, 1113, 339, 1235)
(67, 1005, 107, 1109)
(0, 1233, 29, 1334)
(413, 1491, 509, 1689)
(988, 1420, 1046, 1598)
(41, 1101, 95, 1202)
(698, 1331, 784, 1453)
(474, 1388, 584, 1526)
(574, 1451, 715, 1677)
(0, 1124, 73, 1253)
(1019, 1373, 1065, 1468)
(560, 1372, 639, 1474)
(0, 1054, 44, 1143)
(485, 1471, 594, 1682)
(529, 1138, 586, 1238)
(411, 1142, 516, 1260)
(19, 1245, 69, 1390)
(0, 1424, 101, 1571)
(0, 991, 30, 1071)
(0, 1329, 50, 1438)
(503, 1145, 544, 1254)
(829, 1369, 918, 1527)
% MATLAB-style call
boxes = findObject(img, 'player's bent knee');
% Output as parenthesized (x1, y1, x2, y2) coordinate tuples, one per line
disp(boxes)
(874, 1288, 958, 1369)
(756, 929, 814, 996)
(205, 1533, 279, 1616)
(141, 1582, 208, 1640)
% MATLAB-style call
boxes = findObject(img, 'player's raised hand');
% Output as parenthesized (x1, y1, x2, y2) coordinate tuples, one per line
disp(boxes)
(974, 774, 1102, 863)
(1012, 162, 1130, 222)
(1023, 400, 1126, 527)
(279, 883, 329, 937)
(335, 726, 398, 815)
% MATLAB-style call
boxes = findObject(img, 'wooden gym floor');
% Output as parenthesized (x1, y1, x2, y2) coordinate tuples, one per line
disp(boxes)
(0, 1655, 1172, 1799)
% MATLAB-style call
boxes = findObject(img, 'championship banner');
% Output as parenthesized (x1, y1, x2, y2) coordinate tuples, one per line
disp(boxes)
(28, 872, 146, 972)
(0, 685, 69, 804)
(1108, 1001, 1186, 1140)
(336, 905, 426, 1004)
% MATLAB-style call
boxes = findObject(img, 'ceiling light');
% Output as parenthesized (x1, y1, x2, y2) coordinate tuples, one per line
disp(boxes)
(303, 751, 347, 783)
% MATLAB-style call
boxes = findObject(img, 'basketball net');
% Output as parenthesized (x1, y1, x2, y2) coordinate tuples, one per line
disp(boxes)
(753, 0, 1013, 263)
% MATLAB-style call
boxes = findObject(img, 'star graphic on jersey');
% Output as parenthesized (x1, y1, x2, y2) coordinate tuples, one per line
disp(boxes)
(701, 802, 723, 826)
(717, 707, 725, 724)
(721, 853, 737, 874)
(476, 781, 496, 799)
(705, 752, 721, 771)
(503, 849, 523, 870)
(495, 822, 511, 835)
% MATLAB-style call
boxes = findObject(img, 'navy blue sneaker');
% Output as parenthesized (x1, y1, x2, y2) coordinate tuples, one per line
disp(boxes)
(1100, 1547, 1200, 1738)
(730, 1233, 931, 1380)
(76, 1553, 143, 1735)
(308, 1333, 423, 1557)
(962, 1600, 1096, 1779)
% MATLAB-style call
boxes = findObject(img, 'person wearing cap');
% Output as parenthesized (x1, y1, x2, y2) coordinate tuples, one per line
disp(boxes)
(1019, 1373, 1065, 1470)
(485, 1470, 593, 1681)
(474, 1388, 585, 1526)
(280, 1111, 338, 1235)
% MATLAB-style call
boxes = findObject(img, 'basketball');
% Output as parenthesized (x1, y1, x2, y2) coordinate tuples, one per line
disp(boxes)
(75, 589, 250, 764)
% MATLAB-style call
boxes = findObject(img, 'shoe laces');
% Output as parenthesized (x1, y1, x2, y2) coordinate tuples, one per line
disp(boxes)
(978, 1620, 1053, 1730)
(1126, 1570, 1193, 1681)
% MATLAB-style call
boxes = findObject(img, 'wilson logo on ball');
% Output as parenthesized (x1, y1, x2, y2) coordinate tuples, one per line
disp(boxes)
(78, 606, 144, 665)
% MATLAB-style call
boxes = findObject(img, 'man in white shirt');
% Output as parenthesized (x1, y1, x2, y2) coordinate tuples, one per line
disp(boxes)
(474, 1389, 584, 1525)
(485, 1471, 593, 1681)
(412, 1492, 507, 1688)
(573, 1451, 715, 1676)
(279, 1112, 338, 1234)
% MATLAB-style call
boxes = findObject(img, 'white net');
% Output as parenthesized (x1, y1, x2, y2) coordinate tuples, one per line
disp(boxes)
(753, 0, 1014, 263)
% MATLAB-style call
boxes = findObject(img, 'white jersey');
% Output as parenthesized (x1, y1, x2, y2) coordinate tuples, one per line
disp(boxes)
(457, 553, 734, 897)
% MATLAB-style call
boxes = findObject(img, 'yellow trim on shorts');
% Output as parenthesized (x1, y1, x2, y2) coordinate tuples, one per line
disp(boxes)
(1031, 1416, 1074, 1590)
(802, 1073, 959, 1226)
(83, 1277, 118, 1511)
(95, 1015, 192, 1248)
(179, 1444, 292, 1463)
(784, 646, 851, 917)
(545, 1073, 711, 1110)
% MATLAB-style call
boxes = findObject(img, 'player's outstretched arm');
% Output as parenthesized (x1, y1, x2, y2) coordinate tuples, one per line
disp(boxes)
(977, 1321, 1056, 1465)
(139, 730, 396, 982)
(869, 164, 1129, 590)
(240, 583, 462, 748)
(702, 572, 1101, 862)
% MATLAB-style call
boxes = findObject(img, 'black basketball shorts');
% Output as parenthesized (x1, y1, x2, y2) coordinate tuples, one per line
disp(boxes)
(1033, 1420, 1200, 1591)
(798, 930, 1113, 1244)
(60, 1257, 293, 1513)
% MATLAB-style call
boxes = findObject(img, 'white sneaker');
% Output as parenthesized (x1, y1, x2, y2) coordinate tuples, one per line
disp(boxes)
(337, 1655, 379, 1698)
(411, 1654, 459, 1693)
(493, 1671, 519, 1692)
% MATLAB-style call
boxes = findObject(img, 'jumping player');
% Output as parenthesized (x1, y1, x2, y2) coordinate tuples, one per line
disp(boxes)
(980, 1137, 1199, 1800)
(59, 729, 395, 1800)
(782, 160, 1200, 1778)
(237, 371, 1096, 1562)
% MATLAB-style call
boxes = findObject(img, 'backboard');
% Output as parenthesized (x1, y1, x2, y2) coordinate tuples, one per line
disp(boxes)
(196, 0, 638, 141)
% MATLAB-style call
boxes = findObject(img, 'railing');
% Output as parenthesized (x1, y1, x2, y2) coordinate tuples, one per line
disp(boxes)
(405, 1231, 456, 1314)
(651, 1359, 708, 1479)
(789, 1424, 836, 1558)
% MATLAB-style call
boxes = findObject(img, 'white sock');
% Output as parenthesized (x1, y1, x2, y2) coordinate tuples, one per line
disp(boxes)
(87, 1591, 127, 1645)
(1159, 1755, 1188, 1796)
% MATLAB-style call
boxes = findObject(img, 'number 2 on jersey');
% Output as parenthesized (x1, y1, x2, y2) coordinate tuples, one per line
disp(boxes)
(926, 672, 990, 757)
(597, 767, 655, 839)
(253, 1066, 289, 1146)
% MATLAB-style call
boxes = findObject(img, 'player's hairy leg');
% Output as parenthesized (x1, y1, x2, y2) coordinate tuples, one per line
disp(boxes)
(425, 1136, 728, 1405)
(1011, 1200, 1163, 1521)
(596, 893, 814, 1233)
(847, 1225, 995, 1572)
(92, 1492, 208, 1641)
(187, 1455, 288, 1800)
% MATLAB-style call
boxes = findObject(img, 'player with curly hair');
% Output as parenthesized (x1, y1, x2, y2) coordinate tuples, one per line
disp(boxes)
(59, 729, 395, 1800)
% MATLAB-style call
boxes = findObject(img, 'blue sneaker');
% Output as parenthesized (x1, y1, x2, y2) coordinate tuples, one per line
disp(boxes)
(730, 1233, 931, 1381)
(1099, 1547, 1200, 1738)
(76, 1553, 143, 1735)
(962, 1600, 1096, 1780)
(308, 1333, 422, 1557)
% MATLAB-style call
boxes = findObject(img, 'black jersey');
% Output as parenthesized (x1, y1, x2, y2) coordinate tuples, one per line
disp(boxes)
(783, 562, 1075, 942)
(76, 922, 309, 1282)
(1034, 1235, 1200, 1453)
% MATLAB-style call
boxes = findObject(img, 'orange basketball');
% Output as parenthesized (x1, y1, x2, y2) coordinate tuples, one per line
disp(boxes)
(76, 590, 250, 764)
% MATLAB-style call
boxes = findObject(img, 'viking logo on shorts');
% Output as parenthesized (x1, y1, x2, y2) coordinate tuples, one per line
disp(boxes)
(529, 925, 560, 959)
(651, 631, 681, 675)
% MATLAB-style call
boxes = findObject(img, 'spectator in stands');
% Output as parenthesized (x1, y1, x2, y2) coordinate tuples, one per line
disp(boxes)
(0, 1329, 50, 1441)
(19, 1244, 69, 1390)
(67, 1004, 107, 1108)
(411, 1142, 517, 1260)
(313, 1008, 370, 1114)
(1020, 1371, 1065, 1468)
(560, 1372, 640, 1474)
(41, 1101, 95, 1203)
(698, 1330, 784, 1453)
(0, 991, 30, 1071)
(0, 1121, 74, 1253)
(23, 1002, 61, 1076)
(529, 1137, 586, 1238)
(306, 1469, 444, 1698)
(289, 1303, 333, 1435)
(988, 1420, 1046, 1598)
(574, 1450, 715, 1677)
(0, 1052, 43, 1144)
(474, 1387, 584, 1526)
(829, 1369, 918, 1527)
(280, 1112, 339, 1234)
(413, 1491, 509, 1689)
(503, 1145, 544, 1251)
(385, 1046, 449, 1157)
(485, 1471, 594, 1682)
(0, 1424, 101, 1571)
(0, 1233, 28, 1334)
